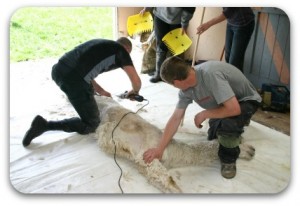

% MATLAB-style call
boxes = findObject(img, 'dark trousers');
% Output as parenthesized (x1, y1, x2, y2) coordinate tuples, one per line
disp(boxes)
(208, 101, 259, 163)
(225, 20, 255, 72)
(51, 63, 100, 134)
(154, 16, 181, 76)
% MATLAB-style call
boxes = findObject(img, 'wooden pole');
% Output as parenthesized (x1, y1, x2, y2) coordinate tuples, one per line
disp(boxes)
(191, 7, 206, 67)
(220, 45, 225, 61)
(181, 7, 206, 127)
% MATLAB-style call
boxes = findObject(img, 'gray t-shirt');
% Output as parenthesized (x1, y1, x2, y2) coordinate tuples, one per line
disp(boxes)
(58, 39, 133, 84)
(146, 7, 195, 29)
(176, 61, 262, 109)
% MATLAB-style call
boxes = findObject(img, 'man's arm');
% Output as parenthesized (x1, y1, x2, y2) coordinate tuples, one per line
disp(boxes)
(91, 80, 111, 97)
(181, 7, 196, 32)
(196, 13, 226, 34)
(123, 65, 142, 94)
(194, 96, 241, 128)
(143, 107, 186, 164)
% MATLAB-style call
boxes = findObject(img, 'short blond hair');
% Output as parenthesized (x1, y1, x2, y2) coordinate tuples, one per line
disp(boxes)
(160, 56, 191, 84)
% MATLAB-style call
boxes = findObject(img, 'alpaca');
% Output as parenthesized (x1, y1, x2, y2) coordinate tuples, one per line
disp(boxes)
(95, 96, 255, 193)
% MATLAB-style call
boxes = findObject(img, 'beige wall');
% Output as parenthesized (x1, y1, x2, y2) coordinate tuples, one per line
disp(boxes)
(117, 7, 226, 62)
(185, 7, 226, 61)
(117, 7, 143, 37)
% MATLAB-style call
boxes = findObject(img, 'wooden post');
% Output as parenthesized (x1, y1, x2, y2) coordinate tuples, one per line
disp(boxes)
(181, 7, 206, 127)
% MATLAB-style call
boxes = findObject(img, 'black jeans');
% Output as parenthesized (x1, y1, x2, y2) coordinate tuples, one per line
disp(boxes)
(208, 100, 259, 163)
(154, 16, 181, 54)
(154, 16, 181, 75)
(51, 63, 100, 134)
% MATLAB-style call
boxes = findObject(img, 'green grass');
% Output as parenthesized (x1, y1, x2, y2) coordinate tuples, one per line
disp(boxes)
(10, 7, 114, 62)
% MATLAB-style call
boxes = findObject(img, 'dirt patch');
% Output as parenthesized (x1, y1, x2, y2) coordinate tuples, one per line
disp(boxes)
(252, 107, 290, 136)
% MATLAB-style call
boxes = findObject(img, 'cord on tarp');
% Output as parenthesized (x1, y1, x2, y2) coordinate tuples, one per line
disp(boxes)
(111, 99, 149, 193)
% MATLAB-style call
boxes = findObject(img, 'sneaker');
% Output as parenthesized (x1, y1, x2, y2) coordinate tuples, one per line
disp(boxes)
(221, 162, 236, 179)
(22, 115, 48, 147)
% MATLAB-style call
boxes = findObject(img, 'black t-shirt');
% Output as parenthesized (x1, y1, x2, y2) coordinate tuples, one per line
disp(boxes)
(222, 7, 254, 26)
(59, 39, 134, 83)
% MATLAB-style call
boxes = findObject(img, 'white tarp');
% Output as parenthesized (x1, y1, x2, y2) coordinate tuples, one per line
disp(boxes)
(10, 48, 290, 194)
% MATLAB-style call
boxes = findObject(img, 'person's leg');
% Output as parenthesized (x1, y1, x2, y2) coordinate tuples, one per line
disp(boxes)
(22, 67, 100, 147)
(208, 118, 222, 140)
(151, 17, 179, 83)
(22, 115, 49, 146)
(228, 21, 255, 72)
(207, 101, 259, 178)
(225, 23, 234, 64)
(217, 132, 241, 179)
(52, 73, 100, 134)
(66, 88, 100, 134)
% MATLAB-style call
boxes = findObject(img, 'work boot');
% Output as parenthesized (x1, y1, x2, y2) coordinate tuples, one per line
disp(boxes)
(149, 75, 162, 83)
(22, 115, 48, 147)
(150, 51, 166, 83)
(221, 162, 236, 179)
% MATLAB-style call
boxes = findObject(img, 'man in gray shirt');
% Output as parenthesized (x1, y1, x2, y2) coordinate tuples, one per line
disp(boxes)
(143, 56, 261, 179)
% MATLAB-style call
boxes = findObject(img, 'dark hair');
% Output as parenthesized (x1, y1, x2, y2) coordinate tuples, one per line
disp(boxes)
(116, 37, 132, 49)
(160, 56, 191, 84)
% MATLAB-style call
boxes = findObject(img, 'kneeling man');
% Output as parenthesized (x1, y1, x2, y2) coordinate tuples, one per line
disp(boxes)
(143, 56, 261, 179)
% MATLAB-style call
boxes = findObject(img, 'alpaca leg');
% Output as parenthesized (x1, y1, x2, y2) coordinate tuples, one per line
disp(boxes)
(135, 158, 182, 193)
(239, 143, 255, 160)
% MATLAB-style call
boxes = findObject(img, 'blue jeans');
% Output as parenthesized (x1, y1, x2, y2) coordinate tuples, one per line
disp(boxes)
(225, 20, 255, 72)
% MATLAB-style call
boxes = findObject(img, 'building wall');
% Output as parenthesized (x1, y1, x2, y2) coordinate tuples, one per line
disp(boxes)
(117, 7, 226, 62)
(244, 7, 290, 89)
(117, 7, 144, 38)
(185, 7, 226, 61)
(117, 7, 290, 88)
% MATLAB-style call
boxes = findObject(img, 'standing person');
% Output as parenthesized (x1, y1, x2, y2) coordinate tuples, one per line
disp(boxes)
(143, 56, 261, 179)
(197, 7, 255, 73)
(22, 37, 142, 147)
(140, 7, 195, 83)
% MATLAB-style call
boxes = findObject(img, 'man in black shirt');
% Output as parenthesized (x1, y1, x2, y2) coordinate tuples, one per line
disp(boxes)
(22, 37, 142, 147)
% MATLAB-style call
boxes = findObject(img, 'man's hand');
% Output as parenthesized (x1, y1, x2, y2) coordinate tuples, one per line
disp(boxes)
(193, 97, 241, 128)
(143, 148, 163, 164)
(194, 111, 206, 128)
(91, 80, 111, 97)
(143, 108, 186, 164)
(196, 22, 211, 34)
(139, 8, 146, 16)
(181, 27, 187, 35)
(98, 90, 111, 97)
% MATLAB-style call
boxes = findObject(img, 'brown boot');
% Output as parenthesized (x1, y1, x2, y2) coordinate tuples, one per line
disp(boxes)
(221, 162, 236, 179)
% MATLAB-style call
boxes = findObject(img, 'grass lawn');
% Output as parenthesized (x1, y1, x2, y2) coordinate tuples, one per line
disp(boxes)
(10, 7, 114, 62)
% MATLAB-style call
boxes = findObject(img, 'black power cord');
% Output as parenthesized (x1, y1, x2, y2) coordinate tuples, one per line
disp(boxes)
(111, 98, 149, 193)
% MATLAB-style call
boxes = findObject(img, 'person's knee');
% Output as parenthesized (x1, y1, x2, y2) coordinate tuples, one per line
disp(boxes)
(217, 132, 241, 148)
(84, 117, 101, 133)
(64, 117, 100, 134)
(218, 118, 244, 134)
